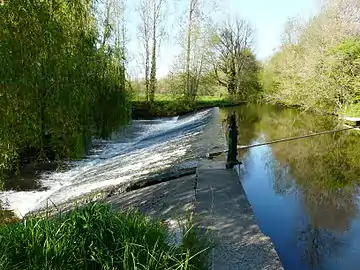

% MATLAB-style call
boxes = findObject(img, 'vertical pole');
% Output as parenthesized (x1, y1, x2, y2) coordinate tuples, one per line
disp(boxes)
(226, 112, 238, 169)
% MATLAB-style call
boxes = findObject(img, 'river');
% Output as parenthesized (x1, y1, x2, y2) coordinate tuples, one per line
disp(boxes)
(0, 108, 219, 218)
(224, 104, 360, 270)
(2, 104, 360, 270)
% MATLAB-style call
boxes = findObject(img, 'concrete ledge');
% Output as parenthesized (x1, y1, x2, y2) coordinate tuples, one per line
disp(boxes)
(108, 174, 197, 221)
(195, 159, 283, 270)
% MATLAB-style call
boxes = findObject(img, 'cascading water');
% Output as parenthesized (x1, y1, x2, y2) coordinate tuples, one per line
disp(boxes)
(0, 108, 220, 217)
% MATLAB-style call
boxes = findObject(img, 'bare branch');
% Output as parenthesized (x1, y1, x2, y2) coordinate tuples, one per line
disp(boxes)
(212, 18, 254, 95)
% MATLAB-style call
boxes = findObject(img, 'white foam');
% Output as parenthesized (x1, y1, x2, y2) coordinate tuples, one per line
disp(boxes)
(0, 109, 215, 217)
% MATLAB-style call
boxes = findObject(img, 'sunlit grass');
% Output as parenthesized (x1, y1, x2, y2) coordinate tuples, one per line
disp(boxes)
(131, 93, 227, 102)
(0, 203, 211, 270)
(339, 103, 360, 117)
(131, 94, 241, 118)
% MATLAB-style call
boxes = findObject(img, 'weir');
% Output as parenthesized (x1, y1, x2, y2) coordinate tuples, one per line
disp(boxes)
(105, 107, 284, 269)
(0, 109, 217, 217)
(196, 157, 283, 269)
(195, 109, 283, 269)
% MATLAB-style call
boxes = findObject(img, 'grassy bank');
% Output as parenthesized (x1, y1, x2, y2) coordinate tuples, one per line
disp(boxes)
(132, 95, 244, 119)
(339, 103, 360, 117)
(0, 203, 210, 270)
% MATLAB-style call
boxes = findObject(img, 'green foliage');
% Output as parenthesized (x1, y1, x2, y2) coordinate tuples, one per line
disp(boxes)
(325, 39, 360, 104)
(340, 103, 360, 117)
(0, 203, 210, 270)
(235, 50, 263, 102)
(155, 71, 228, 100)
(211, 19, 262, 101)
(0, 0, 130, 178)
(262, 1, 360, 114)
(131, 96, 238, 119)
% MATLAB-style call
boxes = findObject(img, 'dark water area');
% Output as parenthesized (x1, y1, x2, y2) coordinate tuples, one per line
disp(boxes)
(222, 104, 360, 270)
(3, 163, 65, 192)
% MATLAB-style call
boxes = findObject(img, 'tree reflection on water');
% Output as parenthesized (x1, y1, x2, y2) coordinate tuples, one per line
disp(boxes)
(224, 104, 360, 270)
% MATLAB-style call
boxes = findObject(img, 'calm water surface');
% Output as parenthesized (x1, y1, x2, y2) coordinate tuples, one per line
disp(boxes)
(222, 104, 360, 270)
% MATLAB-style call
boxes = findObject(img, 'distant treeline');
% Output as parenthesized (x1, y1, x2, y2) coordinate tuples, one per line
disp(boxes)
(262, 0, 360, 115)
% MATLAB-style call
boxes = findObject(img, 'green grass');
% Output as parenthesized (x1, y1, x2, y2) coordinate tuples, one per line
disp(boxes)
(339, 103, 360, 117)
(0, 203, 211, 270)
(132, 93, 228, 103)
(131, 94, 243, 118)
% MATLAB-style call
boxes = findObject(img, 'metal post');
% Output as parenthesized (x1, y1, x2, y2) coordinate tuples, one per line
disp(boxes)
(226, 112, 238, 169)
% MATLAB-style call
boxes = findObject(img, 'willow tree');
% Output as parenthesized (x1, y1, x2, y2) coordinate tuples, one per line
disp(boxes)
(0, 0, 130, 180)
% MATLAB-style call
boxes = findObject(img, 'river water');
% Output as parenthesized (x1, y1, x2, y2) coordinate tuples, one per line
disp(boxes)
(3, 104, 360, 269)
(224, 104, 360, 270)
(0, 108, 220, 217)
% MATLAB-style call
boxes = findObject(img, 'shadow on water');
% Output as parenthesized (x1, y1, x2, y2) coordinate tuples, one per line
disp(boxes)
(3, 163, 64, 192)
(222, 104, 360, 270)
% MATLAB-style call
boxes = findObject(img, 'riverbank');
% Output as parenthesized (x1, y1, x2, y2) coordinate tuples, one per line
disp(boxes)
(0, 202, 210, 270)
(263, 99, 341, 117)
(0, 106, 284, 269)
(131, 98, 244, 119)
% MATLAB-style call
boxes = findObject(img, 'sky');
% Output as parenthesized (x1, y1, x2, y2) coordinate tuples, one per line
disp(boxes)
(125, 0, 322, 79)
(227, 0, 321, 60)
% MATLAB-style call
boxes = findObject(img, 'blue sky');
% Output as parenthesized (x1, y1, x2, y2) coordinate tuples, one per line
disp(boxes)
(226, 0, 320, 60)
(126, 0, 321, 78)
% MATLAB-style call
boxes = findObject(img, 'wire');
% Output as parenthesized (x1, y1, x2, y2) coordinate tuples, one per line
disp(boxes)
(237, 126, 356, 150)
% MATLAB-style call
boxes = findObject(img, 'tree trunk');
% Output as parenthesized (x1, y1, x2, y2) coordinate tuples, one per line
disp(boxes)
(186, 0, 194, 99)
(145, 40, 150, 101)
(193, 55, 204, 100)
(149, 3, 157, 103)
(149, 39, 156, 102)
(228, 57, 237, 96)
